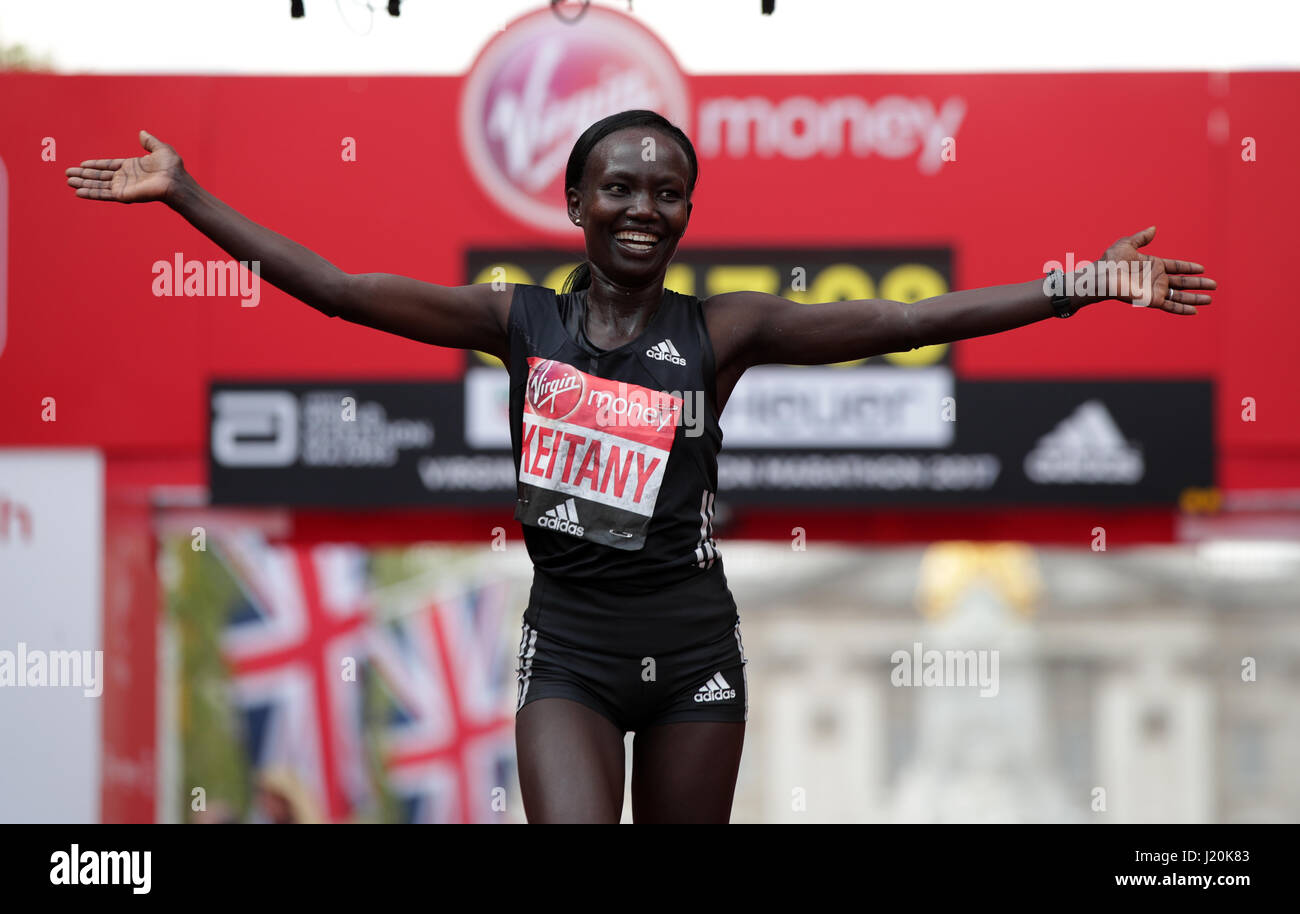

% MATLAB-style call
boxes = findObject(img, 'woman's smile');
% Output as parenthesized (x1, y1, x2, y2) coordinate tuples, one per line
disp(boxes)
(613, 229, 662, 256)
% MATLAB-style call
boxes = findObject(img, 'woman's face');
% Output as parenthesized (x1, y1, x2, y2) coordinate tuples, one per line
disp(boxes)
(567, 126, 693, 289)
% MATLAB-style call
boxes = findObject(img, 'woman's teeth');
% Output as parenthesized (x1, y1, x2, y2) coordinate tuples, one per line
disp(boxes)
(615, 232, 659, 251)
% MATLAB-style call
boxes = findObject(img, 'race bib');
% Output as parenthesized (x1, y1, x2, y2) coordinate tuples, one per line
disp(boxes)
(516, 357, 682, 550)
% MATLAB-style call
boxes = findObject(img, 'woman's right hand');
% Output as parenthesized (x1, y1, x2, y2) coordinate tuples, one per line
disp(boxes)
(63, 128, 512, 356)
(65, 130, 185, 204)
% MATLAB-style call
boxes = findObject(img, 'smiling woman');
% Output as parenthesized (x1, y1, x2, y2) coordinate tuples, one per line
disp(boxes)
(560, 109, 698, 302)
(65, 105, 1215, 825)
(512, 109, 1214, 825)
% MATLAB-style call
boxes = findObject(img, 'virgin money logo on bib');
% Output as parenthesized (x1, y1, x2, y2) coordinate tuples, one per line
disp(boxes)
(458, 6, 691, 234)
(526, 359, 585, 420)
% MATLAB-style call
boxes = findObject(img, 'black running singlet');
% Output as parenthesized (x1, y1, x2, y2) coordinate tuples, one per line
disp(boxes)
(506, 284, 724, 589)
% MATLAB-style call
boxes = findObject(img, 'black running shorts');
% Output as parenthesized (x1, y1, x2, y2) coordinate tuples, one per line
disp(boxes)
(514, 565, 748, 732)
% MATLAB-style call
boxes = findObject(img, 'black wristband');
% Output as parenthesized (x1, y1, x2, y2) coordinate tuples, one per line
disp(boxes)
(1046, 269, 1074, 318)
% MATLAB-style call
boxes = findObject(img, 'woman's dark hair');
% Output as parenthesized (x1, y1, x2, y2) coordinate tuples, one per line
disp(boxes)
(561, 109, 698, 294)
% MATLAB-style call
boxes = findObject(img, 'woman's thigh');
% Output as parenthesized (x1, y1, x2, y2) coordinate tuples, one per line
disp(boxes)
(515, 697, 627, 823)
(631, 720, 746, 824)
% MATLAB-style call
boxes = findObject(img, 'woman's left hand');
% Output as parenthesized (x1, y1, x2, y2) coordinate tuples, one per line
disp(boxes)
(1100, 225, 1218, 315)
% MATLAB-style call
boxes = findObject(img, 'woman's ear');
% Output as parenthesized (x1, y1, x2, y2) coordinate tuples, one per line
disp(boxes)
(566, 188, 582, 226)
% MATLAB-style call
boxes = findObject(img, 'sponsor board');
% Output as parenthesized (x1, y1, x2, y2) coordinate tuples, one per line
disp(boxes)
(722, 366, 954, 448)
(209, 381, 482, 507)
(457, 7, 965, 233)
(3, 70, 1289, 499)
(210, 380, 1212, 507)
(467, 363, 954, 449)
(463, 246, 955, 372)
(464, 366, 512, 448)
(714, 380, 1212, 505)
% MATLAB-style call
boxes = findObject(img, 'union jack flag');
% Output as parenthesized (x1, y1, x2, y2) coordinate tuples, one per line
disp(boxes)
(368, 580, 516, 824)
(214, 534, 373, 823)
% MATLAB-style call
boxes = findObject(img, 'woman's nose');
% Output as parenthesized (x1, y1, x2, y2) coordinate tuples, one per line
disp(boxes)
(627, 191, 655, 217)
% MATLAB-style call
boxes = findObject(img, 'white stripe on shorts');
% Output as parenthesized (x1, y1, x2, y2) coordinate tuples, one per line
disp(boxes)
(733, 619, 748, 719)
(516, 621, 539, 711)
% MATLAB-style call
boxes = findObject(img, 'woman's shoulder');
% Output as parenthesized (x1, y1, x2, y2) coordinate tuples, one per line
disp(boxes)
(508, 282, 566, 310)
(665, 286, 702, 309)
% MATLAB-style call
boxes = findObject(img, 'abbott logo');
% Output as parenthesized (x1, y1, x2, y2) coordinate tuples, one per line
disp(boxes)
(211, 390, 298, 467)
(1024, 399, 1144, 485)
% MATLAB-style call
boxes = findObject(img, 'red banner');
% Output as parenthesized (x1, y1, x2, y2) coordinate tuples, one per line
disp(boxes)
(0, 8, 1296, 494)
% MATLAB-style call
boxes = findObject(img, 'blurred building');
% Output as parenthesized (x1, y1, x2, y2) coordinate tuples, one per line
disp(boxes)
(707, 541, 1300, 824)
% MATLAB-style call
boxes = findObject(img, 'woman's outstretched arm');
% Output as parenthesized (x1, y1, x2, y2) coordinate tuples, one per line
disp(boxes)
(705, 226, 1217, 383)
(65, 130, 512, 360)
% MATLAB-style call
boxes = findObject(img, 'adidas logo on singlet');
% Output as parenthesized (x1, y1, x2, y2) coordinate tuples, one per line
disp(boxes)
(538, 498, 585, 537)
(646, 338, 686, 366)
(694, 672, 736, 703)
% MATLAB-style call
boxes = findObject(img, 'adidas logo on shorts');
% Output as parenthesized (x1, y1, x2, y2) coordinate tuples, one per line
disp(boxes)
(646, 338, 686, 366)
(538, 497, 585, 537)
(694, 671, 736, 703)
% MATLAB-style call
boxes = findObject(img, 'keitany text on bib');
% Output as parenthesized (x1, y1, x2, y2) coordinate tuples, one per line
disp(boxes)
(516, 357, 682, 551)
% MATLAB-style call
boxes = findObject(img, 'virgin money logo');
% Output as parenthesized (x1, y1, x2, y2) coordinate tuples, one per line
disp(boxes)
(527, 359, 585, 419)
(459, 6, 690, 234)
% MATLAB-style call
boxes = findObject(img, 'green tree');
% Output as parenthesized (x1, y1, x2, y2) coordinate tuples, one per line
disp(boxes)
(0, 31, 54, 71)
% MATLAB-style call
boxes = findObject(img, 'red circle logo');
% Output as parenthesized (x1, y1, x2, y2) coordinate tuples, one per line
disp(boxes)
(526, 359, 585, 420)
(459, 6, 691, 235)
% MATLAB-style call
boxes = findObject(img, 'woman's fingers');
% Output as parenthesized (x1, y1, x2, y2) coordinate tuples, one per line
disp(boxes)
(64, 165, 118, 181)
(1165, 274, 1216, 306)
(66, 174, 108, 190)
(1167, 288, 1213, 305)
(1168, 275, 1217, 291)
(1125, 225, 1156, 247)
(1160, 256, 1204, 274)
(1161, 288, 1198, 314)
(66, 173, 117, 200)
(72, 184, 114, 200)
(74, 158, 125, 170)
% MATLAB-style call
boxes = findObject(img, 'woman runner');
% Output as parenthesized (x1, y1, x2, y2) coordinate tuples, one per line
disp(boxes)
(66, 109, 1215, 823)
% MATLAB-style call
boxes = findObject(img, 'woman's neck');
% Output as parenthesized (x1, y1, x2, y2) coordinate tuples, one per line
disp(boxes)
(583, 271, 665, 349)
